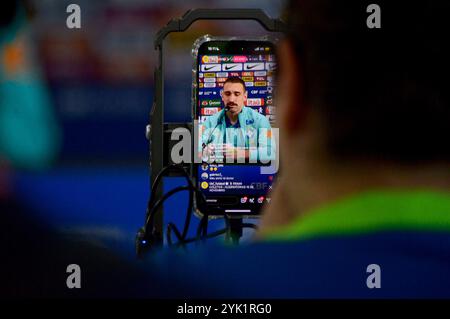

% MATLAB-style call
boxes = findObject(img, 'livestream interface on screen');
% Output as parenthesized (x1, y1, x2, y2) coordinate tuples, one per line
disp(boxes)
(196, 41, 277, 214)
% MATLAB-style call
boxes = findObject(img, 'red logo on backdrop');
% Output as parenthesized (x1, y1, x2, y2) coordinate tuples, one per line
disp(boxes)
(246, 98, 264, 107)
(201, 107, 220, 115)
(229, 72, 240, 77)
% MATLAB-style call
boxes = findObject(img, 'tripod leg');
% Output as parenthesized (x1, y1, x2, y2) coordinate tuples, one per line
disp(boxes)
(227, 218, 243, 245)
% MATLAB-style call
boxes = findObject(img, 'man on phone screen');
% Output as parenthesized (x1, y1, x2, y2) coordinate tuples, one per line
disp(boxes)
(200, 77, 275, 164)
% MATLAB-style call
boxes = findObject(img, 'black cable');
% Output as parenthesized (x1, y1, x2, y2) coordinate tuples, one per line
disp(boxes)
(150, 185, 258, 248)
(168, 213, 231, 248)
(166, 215, 257, 248)
(145, 164, 197, 236)
(196, 214, 209, 241)
(143, 165, 209, 248)
(168, 221, 228, 248)
(144, 190, 252, 250)
(203, 215, 208, 238)
(148, 165, 195, 208)
(137, 183, 194, 257)
(140, 164, 245, 253)
(179, 228, 228, 246)
(144, 164, 208, 248)
(166, 222, 184, 247)
(184, 185, 194, 239)
(144, 185, 191, 234)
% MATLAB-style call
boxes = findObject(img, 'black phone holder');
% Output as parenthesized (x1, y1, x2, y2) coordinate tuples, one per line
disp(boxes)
(140, 9, 286, 255)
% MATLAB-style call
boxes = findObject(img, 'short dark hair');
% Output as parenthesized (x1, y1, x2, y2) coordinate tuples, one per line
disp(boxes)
(285, 0, 450, 162)
(223, 77, 246, 92)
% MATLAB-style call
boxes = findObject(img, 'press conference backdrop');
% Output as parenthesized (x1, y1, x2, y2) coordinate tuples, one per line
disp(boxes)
(34, 0, 285, 162)
(5, 0, 285, 258)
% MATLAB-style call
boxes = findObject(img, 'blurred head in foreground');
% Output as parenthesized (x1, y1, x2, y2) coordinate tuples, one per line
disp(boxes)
(259, 0, 450, 233)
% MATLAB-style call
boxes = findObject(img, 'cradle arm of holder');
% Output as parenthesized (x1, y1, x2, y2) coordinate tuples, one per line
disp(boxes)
(154, 8, 287, 48)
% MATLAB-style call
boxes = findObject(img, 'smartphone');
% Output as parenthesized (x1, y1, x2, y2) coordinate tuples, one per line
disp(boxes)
(192, 37, 277, 218)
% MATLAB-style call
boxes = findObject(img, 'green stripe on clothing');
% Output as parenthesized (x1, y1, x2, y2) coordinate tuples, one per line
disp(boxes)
(265, 190, 450, 242)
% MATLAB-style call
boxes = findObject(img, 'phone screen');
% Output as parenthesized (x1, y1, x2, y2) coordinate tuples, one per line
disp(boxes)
(194, 40, 277, 217)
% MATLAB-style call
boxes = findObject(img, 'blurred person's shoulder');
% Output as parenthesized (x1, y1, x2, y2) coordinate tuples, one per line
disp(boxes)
(150, 190, 450, 298)
(0, 199, 161, 298)
(150, 231, 450, 298)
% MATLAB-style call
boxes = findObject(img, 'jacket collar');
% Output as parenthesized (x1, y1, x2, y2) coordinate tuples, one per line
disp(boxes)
(264, 189, 450, 242)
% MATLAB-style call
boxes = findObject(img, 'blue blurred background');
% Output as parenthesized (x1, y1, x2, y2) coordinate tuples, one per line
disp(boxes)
(1, 0, 286, 259)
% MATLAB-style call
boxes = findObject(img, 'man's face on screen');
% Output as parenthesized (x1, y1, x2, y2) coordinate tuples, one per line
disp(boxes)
(222, 82, 247, 115)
